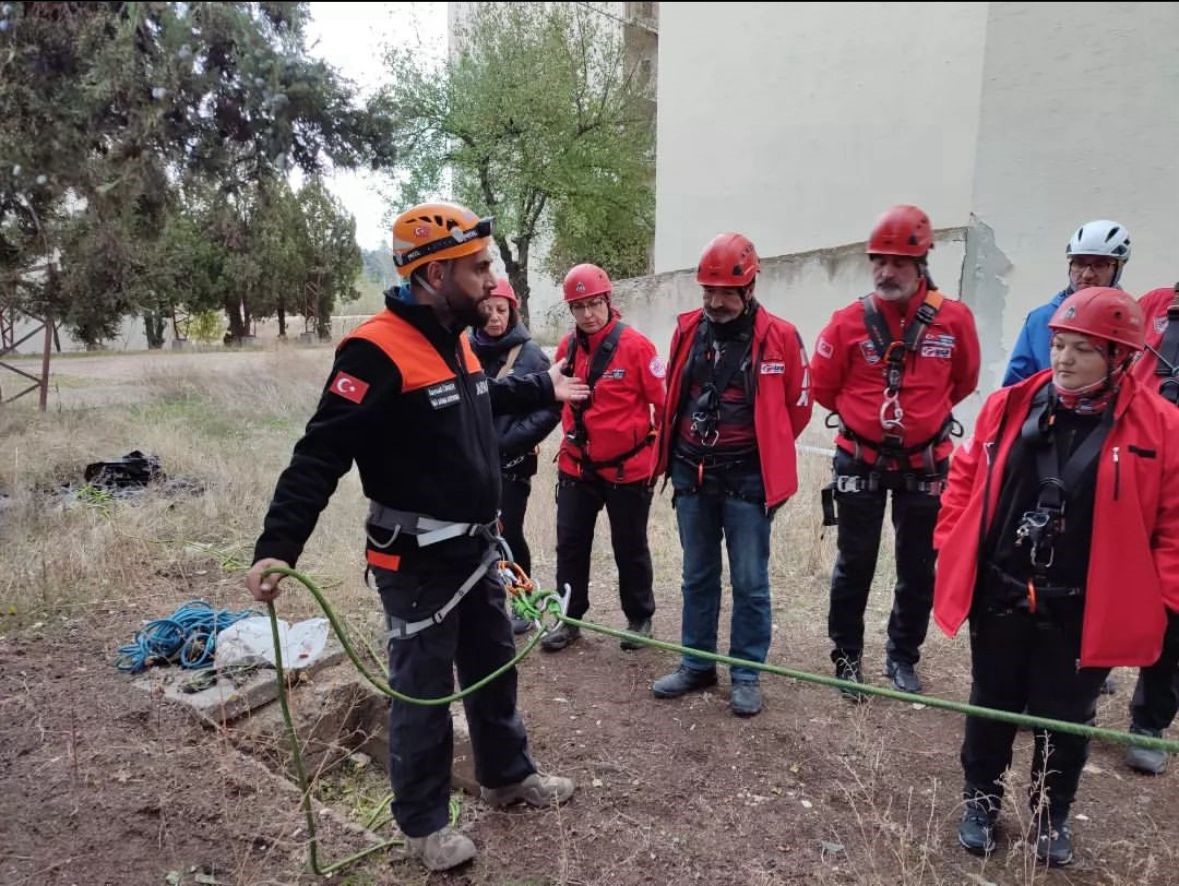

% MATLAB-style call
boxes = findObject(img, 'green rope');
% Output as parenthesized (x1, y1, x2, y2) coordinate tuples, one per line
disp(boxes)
(266, 600, 401, 877)
(260, 566, 1179, 878)
(264, 566, 546, 705)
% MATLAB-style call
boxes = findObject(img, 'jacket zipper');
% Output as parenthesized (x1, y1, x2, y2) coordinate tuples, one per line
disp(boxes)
(1113, 445, 1121, 501)
(976, 440, 998, 550)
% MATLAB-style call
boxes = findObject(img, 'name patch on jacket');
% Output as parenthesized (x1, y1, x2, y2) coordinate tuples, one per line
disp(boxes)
(858, 340, 881, 365)
(602, 368, 626, 380)
(921, 333, 956, 359)
(760, 361, 785, 375)
(428, 381, 460, 409)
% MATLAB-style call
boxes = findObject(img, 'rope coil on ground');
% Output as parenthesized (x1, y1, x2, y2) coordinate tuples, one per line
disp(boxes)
(115, 600, 258, 673)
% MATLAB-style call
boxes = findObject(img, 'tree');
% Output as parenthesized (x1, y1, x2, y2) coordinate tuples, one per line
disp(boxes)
(296, 178, 360, 339)
(382, 1, 654, 325)
(0, 2, 396, 347)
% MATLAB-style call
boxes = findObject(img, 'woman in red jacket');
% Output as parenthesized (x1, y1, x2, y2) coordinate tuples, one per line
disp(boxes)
(933, 287, 1179, 867)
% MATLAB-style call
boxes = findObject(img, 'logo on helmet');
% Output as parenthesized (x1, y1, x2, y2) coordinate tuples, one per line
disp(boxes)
(1064, 306, 1077, 320)
(576, 281, 586, 293)
(413, 225, 429, 238)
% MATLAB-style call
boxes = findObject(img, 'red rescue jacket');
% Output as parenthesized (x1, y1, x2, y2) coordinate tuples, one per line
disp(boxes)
(555, 316, 666, 484)
(932, 370, 1179, 667)
(653, 306, 813, 509)
(811, 283, 980, 467)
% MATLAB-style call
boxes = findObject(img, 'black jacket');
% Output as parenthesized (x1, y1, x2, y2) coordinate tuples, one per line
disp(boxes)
(469, 323, 561, 478)
(254, 299, 555, 568)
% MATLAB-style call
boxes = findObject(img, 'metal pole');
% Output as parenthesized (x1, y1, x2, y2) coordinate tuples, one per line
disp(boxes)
(39, 313, 51, 411)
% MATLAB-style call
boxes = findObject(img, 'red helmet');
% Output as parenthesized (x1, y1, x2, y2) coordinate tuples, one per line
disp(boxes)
(488, 276, 518, 307)
(1048, 286, 1144, 351)
(563, 263, 611, 302)
(697, 233, 760, 287)
(867, 205, 933, 257)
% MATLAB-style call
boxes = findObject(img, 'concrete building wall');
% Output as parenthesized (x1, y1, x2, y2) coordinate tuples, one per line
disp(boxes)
(654, 1, 1179, 398)
(654, 2, 987, 272)
(969, 1, 1179, 386)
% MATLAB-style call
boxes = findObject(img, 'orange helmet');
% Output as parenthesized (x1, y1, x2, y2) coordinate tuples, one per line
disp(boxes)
(697, 233, 759, 287)
(488, 276, 518, 307)
(563, 263, 612, 302)
(391, 202, 493, 278)
(1049, 286, 1144, 352)
(867, 205, 933, 258)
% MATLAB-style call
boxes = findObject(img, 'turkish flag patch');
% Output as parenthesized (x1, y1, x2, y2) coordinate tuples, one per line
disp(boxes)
(329, 371, 370, 404)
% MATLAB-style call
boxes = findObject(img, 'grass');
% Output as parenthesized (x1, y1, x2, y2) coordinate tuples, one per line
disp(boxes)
(2, 347, 1174, 884)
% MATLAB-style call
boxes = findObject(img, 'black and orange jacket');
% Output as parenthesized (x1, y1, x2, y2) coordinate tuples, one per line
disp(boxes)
(253, 298, 555, 569)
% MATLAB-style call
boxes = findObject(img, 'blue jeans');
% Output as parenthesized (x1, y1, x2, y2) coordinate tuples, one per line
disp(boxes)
(671, 458, 774, 684)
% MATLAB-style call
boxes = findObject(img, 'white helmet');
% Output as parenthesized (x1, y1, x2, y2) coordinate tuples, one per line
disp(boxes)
(1066, 219, 1131, 262)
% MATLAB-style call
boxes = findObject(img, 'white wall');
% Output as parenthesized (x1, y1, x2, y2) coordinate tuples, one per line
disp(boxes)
(970, 1, 1179, 354)
(654, 2, 988, 272)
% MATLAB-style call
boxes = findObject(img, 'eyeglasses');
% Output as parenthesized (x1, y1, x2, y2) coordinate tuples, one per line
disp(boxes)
(1069, 258, 1117, 274)
(569, 296, 608, 314)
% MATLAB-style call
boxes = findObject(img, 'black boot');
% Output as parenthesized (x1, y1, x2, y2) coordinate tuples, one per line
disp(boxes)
(1034, 809, 1074, 867)
(957, 798, 997, 856)
(619, 617, 653, 651)
(541, 624, 580, 652)
(884, 656, 922, 694)
(651, 667, 717, 699)
(834, 654, 866, 703)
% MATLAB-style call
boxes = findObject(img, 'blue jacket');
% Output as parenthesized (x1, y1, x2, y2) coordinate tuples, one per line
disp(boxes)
(1001, 289, 1070, 386)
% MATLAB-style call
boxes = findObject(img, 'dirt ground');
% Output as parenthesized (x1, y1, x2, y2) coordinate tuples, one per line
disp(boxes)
(2, 348, 1178, 886)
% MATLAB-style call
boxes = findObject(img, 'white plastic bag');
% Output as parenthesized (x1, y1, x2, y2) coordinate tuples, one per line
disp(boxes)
(214, 616, 330, 671)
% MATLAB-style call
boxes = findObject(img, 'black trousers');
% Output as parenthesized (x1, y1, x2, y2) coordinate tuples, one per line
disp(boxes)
(827, 450, 945, 665)
(374, 559, 536, 838)
(961, 605, 1109, 814)
(499, 475, 533, 576)
(1130, 608, 1179, 731)
(555, 471, 656, 622)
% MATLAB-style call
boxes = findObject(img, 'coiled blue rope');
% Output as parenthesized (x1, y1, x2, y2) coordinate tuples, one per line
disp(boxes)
(115, 600, 258, 673)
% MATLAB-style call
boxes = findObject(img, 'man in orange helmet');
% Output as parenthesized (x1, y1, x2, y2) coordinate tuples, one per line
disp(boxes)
(649, 233, 813, 717)
(812, 205, 980, 699)
(542, 263, 666, 653)
(244, 202, 586, 872)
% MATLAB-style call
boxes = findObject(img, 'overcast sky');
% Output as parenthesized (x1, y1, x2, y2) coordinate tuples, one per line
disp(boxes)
(302, 2, 449, 251)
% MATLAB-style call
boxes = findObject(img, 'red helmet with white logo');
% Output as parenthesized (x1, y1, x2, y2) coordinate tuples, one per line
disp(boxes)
(867, 205, 933, 258)
(1049, 286, 1144, 352)
(563, 263, 611, 302)
(697, 233, 760, 288)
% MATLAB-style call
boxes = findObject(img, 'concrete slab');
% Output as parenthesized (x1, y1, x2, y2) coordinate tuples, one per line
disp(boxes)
(132, 642, 345, 727)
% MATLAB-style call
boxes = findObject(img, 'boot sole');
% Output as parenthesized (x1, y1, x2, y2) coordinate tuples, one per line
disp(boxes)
(958, 834, 995, 857)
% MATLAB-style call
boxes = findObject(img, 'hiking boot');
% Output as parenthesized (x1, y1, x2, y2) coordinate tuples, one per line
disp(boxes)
(1034, 811, 1074, 867)
(884, 656, 923, 694)
(652, 666, 718, 698)
(481, 773, 575, 808)
(510, 614, 534, 635)
(957, 799, 997, 856)
(405, 826, 477, 872)
(834, 655, 866, 703)
(1125, 723, 1168, 775)
(541, 624, 580, 652)
(730, 682, 763, 717)
(619, 617, 653, 651)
